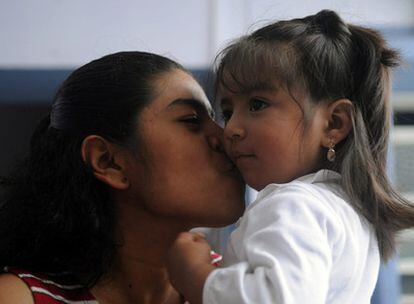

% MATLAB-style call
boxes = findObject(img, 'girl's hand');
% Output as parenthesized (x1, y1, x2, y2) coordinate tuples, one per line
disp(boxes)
(167, 232, 216, 304)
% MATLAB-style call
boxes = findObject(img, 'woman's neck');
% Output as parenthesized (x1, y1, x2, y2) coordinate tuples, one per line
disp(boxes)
(91, 203, 189, 304)
(91, 262, 181, 304)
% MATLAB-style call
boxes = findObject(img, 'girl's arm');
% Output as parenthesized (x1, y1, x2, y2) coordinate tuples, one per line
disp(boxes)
(169, 184, 344, 303)
(206, 186, 343, 303)
(167, 232, 215, 304)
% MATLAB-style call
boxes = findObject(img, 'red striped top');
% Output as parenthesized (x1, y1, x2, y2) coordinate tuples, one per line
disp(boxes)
(4, 267, 97, 304)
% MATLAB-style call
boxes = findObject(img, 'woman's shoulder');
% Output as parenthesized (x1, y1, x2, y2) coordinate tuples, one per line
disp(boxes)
(0, 273, 34, 304)
(0, 268, 97, 304)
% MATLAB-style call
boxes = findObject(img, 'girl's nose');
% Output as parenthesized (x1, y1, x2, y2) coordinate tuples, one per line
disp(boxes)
(224, 117, 246, 142)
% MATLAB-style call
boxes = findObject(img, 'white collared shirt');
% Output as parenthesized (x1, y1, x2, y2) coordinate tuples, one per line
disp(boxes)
(203, 170, 380, 304)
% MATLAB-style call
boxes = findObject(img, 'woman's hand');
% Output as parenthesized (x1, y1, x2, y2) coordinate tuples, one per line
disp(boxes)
(167, 232, 216, 304)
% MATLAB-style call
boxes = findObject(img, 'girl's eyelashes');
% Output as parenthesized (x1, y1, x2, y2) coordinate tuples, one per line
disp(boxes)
(249, 98, 269, 112)
(219, 97, 268, 123)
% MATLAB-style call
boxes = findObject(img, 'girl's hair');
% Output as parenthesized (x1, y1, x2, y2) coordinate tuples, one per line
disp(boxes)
(215, 9, 414, 260)
(0, 51, 185, 285)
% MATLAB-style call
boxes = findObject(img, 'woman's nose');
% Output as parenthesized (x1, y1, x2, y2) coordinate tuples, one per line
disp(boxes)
(207, 122, 225, 153)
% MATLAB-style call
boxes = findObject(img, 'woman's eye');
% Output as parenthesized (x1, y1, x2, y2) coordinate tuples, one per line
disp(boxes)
(180, 115, 201, 125)
(249, 98, 268, 112)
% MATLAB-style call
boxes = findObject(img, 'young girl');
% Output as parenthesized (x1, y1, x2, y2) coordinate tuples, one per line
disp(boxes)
(167, 10, 414, 304)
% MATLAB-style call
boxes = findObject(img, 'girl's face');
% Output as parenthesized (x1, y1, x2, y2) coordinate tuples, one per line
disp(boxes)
(124, 69, 245, 227)
(219, 82, 327, 191)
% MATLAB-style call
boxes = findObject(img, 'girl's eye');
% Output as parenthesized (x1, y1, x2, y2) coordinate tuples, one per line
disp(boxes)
(249, 98, 268, 112)
(220, 109, 233, 123)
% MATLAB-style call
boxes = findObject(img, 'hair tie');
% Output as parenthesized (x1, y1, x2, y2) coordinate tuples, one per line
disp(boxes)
(311, 10, 350, 38)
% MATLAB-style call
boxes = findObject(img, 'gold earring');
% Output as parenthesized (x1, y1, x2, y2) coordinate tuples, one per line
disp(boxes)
(327, 141, 336, 162)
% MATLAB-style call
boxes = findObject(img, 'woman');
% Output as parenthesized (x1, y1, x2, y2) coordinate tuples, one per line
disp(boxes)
(0, 51, 245, 303)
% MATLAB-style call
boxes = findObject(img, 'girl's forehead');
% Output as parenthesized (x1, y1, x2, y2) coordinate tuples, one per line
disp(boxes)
(216, 41, 297, 96)
(219, 65, 284, 89)
(217, 74, 282, 97)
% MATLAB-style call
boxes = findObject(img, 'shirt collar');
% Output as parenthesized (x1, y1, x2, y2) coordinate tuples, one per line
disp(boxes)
(255, 169, 341, 202)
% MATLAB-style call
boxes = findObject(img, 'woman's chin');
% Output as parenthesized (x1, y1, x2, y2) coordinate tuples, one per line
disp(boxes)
(208, 203, 245, 228)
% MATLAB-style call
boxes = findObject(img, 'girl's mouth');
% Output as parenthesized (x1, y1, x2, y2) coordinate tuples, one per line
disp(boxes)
(233, 152, 255, 163)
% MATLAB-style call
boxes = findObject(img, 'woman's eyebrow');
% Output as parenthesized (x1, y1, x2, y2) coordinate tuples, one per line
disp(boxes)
(167, 98, 214, 118)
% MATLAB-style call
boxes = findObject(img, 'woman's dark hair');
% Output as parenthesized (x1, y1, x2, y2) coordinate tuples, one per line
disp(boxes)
(0, 51, 185, 285)
(215, 10, 414, 260)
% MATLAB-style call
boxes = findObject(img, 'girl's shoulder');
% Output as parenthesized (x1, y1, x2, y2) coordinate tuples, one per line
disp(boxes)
(247, 172, 350, 231)
(1, 268, 97, 304)
(255, 170, 346, 209)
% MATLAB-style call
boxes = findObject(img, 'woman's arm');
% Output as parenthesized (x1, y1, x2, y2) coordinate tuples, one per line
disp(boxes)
(0, 274, 34, 304)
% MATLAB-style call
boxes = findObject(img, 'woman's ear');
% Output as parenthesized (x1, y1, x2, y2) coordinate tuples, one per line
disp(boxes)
(323, 99, 353, 147)
(81, 135, 130, 190)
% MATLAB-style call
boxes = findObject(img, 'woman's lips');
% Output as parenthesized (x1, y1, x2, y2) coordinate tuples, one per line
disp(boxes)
(219, 154, 239, 173)
(235, 154, 254, 161)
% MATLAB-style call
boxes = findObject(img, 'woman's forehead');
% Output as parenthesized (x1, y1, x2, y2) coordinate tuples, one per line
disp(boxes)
(151, 70, 212, 113)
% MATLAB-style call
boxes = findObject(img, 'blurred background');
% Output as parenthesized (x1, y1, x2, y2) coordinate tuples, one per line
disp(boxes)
(0, 0, 413, 302)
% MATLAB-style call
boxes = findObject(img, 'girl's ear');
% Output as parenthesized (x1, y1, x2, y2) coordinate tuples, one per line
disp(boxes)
(81, 135, 130, 190)
(323, 99, 353, 147)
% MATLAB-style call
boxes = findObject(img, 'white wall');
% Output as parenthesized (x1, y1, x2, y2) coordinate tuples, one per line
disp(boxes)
(0, 0, 211, 68)
(247, 0, 414, 28)
(1, 0, 413, 69)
